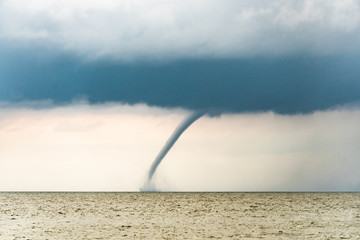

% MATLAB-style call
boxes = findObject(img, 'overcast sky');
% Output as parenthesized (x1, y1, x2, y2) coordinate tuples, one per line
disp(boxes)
(1, 0, 360, 60)
(1, 0, 360, 191)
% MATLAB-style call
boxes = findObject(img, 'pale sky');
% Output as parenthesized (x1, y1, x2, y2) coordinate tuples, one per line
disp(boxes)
(1, 103, 360, 191)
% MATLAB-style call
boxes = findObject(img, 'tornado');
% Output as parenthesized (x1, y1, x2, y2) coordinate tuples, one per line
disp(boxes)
(144, 111, 204, 189)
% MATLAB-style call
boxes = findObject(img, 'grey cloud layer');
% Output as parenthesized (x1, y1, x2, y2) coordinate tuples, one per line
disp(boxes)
(1, 0, 360, 60)
(1, 54, 360, 114)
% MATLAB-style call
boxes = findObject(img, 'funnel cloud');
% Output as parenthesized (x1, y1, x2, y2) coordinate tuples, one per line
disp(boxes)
(143, 111, 204, 190)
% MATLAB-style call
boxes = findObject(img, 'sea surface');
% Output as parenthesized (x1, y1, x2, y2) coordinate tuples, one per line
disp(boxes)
(1, 192, 360, 239)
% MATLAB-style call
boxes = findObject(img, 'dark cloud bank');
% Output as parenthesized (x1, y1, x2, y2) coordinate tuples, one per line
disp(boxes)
(1, 51, 360, 114)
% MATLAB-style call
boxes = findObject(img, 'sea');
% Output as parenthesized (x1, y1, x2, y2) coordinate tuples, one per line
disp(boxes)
(1, 192, 360, 239)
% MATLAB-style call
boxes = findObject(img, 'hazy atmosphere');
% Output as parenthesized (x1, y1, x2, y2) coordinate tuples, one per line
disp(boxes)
(1, 0, 360, 191)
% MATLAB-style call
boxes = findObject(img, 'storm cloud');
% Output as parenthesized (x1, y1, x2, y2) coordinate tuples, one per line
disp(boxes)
(1, 0, 360, 114)
(1, 54, 360, 114)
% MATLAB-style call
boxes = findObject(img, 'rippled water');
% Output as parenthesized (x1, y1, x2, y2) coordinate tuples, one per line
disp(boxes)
(1, 192, 360, 239)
